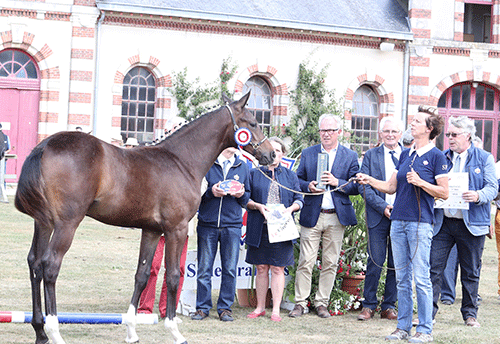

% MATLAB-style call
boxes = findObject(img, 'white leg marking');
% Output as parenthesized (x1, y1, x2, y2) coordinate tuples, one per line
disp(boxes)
(164, 317, 186, 344)
(123, 304, 139, 343)
(45, 315, 66, 344)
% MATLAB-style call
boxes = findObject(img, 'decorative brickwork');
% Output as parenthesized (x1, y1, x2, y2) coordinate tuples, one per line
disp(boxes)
(113, 94, 122, 106)
(69, 92, 92, 103)
(44, 12, 71, 21)
(72, 26, 95, 38)
(71, 48, 94, 60)
(40, 90, 59, 102)
(273, 83, 288, 96)
(73, 0, 96, 6)
(409, 8, 432, 18)
(68, 114, 91, 125)
(111, 116, 121, 127)
(433, 46, 470, 56)
(70, 70, 93, 82)
(157, 98, 171, 109)
(40, 67, 60, 79)
(1, 8, 37, 19)
(39, 112, 59, 123)
(157, 75, 172, 87)
(409, 76, 429, 86)
(410, 56, 430, 67)
(104, 15, 390, 51)
(34, 44, 53, 62)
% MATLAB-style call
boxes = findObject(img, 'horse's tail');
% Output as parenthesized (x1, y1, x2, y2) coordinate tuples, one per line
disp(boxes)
(15, 139, 51, 228)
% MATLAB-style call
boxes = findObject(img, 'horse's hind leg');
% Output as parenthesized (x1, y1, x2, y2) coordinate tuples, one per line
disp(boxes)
(41, 219, 81, 344)
(28, 221, 52, 344)
(123, 229, 161, 343)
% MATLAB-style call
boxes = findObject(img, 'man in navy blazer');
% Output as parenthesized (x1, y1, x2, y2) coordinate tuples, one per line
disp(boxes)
(289, 114, 359, 319)
(357, 116, 403, 321)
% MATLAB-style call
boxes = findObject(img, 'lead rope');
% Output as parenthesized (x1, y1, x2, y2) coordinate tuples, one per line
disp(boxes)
(245, 152, 420, 272)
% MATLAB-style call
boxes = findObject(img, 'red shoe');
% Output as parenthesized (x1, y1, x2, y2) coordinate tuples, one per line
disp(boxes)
(247, 310, 266, 319)
(271, 313, 282, 322)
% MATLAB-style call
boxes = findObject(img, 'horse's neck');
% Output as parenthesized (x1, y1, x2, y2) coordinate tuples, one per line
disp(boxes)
(163, 111, 232, 182)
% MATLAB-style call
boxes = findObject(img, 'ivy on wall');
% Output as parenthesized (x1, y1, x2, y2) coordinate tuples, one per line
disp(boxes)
(286, 60, 345, 159)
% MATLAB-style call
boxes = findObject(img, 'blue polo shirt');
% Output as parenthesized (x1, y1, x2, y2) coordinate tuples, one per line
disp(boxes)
(391, 143, 448, 224)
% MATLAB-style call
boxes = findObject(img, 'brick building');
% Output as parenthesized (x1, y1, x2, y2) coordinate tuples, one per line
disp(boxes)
(1, 0, 499, 181)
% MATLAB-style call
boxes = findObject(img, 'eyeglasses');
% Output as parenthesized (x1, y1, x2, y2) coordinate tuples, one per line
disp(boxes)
(319, 128, 339, 135)
(381, 130, 400, 135)
(445, 132, 466, 138)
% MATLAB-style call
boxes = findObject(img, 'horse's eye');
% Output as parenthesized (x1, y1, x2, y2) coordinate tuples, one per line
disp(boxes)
(249, 122, 257, 128)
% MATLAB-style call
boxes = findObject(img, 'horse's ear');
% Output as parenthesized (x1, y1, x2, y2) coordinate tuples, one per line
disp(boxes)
(234, 91, 251, 110)
(222, 93, 232, 105)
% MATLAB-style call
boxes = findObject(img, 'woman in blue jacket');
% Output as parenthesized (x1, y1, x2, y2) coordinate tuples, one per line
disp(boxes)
(245, 137, 303, 322)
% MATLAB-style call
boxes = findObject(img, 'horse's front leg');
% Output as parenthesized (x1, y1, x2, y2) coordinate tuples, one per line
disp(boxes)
(163, 231, 188, 344)
(124, 230, 161, 343)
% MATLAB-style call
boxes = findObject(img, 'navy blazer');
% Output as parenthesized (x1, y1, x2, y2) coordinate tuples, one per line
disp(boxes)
(296, 143, 359, 227)
(359, 144, 403, 229)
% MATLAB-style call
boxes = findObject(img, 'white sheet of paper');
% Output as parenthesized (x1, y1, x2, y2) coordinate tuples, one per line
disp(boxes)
(435, 172, 469, 209)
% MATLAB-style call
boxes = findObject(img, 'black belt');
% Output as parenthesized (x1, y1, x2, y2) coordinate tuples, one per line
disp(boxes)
(320, 208, 336, 214)
(444, 216, 463, 221)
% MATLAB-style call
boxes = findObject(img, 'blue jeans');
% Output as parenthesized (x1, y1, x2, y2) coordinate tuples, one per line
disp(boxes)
(440, 244, 458, 303)
(196, 224, 240, 315)
(390, 220, 433, 334)
(430, 217, 485, 320)
(362, 217, 397, 311)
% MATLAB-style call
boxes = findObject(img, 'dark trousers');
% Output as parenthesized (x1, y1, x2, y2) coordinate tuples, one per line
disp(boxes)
(362, 217, 397, 311)
(430, 216, 485, 320)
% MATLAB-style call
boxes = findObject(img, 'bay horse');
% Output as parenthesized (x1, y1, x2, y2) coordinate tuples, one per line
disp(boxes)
(14, 92, 275, 344)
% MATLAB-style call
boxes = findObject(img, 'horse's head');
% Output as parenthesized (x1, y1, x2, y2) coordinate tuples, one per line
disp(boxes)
(223, 92, 275, 166)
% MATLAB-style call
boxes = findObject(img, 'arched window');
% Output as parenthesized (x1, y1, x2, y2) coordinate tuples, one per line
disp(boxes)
(243, 76, 272, 135)
(121, 66, 156, 143)
(437, 82, 500, 159)
(351, 85, 379, 152)
(0, 49, 38, 79)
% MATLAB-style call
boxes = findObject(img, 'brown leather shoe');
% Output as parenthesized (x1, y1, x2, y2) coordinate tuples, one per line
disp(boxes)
(380, 308, 397, 320)
(357, 307, 375, 321)
(316, 305, 331, 318)
(288, 304, 304, 318)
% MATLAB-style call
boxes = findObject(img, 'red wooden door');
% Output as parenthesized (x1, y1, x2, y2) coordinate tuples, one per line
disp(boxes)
(0, 89, 39, 181)
(0, 49, 40, 182)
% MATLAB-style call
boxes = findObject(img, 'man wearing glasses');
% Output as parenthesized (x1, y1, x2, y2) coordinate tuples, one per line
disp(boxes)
(430, 116, 497, 328)
(357, 116, 403, 321)
(289, 114, 359, 318)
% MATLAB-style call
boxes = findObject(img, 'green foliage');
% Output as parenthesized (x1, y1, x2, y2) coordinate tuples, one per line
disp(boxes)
(169, 57, 238, 120)
(286, 60, 344, 159)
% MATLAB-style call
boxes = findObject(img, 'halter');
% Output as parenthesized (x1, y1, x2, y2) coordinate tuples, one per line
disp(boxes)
(225, 104, 268, 150)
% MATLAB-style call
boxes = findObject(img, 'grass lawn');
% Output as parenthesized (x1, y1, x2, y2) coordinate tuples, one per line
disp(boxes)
(1, 195, 500, 343)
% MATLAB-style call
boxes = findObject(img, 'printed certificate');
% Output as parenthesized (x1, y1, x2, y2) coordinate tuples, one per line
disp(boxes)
(434, 172, 469, 210)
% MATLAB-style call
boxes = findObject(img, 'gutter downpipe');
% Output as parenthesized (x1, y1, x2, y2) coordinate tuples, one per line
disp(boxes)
(92, 10, 105, 137)
(401, 40, 410, 129)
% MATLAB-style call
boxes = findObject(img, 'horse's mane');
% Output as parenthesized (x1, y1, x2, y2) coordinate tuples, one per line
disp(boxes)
(154, 104, 224, 146)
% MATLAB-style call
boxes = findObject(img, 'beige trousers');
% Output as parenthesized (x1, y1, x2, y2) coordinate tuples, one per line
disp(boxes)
(294, 212, 345, 308)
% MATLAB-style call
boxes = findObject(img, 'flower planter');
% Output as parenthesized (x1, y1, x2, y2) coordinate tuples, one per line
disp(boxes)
(341, 274, 365, 296)
(237, 288, 272, 308)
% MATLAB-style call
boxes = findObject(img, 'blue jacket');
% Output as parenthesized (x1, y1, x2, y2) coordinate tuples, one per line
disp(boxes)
(198, 155, 250, 228)
(246, 165, 304, 247)
(358, 144, 404, 229)
(434, 143, 497, 236)
(296, 143, 359, 227)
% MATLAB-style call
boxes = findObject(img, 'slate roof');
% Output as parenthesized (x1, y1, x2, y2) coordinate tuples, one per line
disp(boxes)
(96, 0, 412, 40)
